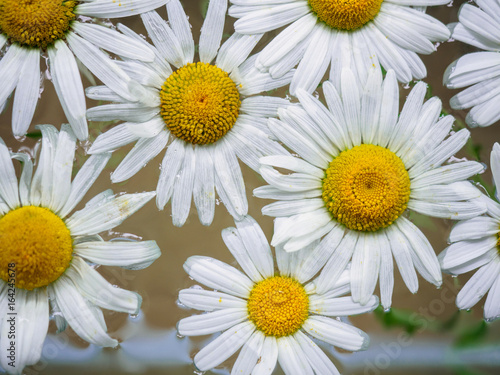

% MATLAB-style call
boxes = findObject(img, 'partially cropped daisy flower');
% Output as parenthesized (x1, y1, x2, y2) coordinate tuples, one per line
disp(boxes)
(439, 143, 500, 321)
(0, 125, 160, 374)
(443, 0, 500, 128)
(229, 0, 450, 94)
(86, 0, 290, 227)
(255, 68, 487, 309)
(0, 0, 170, 140)
(178, 215, 376, 374)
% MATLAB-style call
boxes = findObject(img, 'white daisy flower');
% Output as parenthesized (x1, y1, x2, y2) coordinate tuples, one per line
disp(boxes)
(443, 0, 500, 128)
(86, 0, 291, 227)
(255, 67, 488, 309)
(0, 125, 161, 375)
(439, 143, 500, 321)
(0, 0, 170, 140)
(178, 215, 376, 374)
(228, 0, 451, 94)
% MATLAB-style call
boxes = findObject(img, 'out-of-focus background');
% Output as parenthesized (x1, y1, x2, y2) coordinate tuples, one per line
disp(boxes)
(0, 0, 499, 374)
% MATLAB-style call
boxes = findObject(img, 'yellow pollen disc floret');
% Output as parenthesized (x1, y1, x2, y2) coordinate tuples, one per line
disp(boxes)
(0, 206, 73, 290)
(322, 144, 411, 232)
(0, 0, 77, 49)
(308, 0, 383, 30)
(247, 276, 309, 337)
(160, 62, 241, 145)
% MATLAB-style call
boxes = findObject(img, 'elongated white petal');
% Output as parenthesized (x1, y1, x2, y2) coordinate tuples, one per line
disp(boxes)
(67, 192, 155, 235)
(231, 330, 265, 375)
(0, 138, 20, 209)
(11, 152, 32, 207)
(67, 32, 145, 102)
(351, 233, 381, 305)
(59, 153, 111, 218)
(12, 48, 40, 137)
(457, 260, 500, 310)
(252, 336, 278, 375)
(302, 316, 369, 351)
(183, 256, 253, 298)
(51, 276, 117, 347)
(199, 0, 227, 63)
(0, 44, 23, 109)
(178, 289, 246, 311)
(66, 257, 141, 314)
(172, 143, 195, 227)
(309, 295, 379, 316)
(484, 275, 500, 321)
(193, 145, 215, 226)
(74, 240, 161, 270)
(156, 138, 185, 210)
(277, 336, 314, 375)
(75, 0, 169, 18)
(194, 321, 255, 371)
(178, 308, 248, 336)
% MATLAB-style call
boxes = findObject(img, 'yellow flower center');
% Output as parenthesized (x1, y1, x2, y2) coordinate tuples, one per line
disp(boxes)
(322, 144, 410, 232)
(308, 0, 383, 30)
(160, 62, 241, 145)
(0, 206, 73, 290)
(0, 0, 77, 49)
(247, 276, 309, 337)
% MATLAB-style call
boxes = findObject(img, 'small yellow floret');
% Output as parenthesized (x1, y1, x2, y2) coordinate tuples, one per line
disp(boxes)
(247, 276, 309, 337)
(308, 0, 383, 30)
(0, 206, 73, 290)
(322, 144, 410, 232)
(160, 62, 241, 145)
(0, 0, 77, 49)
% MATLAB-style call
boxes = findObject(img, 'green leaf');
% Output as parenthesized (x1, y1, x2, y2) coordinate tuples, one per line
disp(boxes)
(455, 320, 488, 348)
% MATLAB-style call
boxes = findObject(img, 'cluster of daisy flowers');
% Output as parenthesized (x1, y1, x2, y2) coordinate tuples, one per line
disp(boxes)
(0, 0, 499, 374)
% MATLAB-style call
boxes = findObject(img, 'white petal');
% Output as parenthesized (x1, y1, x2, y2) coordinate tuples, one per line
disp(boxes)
(239, 96, 289, 118)
(302, 316, 369, 351)
(156, 138, 184, 210)
(235, 215, 274, 279)
(49, 124, 77, 213)
(315, 231, 358, 294)
(457, 259, 500, 310)
(484, 274, 500, 321)
(194, 321, 255, 371)
(231, 330, 265, 375)
(260, 155, 324, 179)
(112, 129, 168, 183)
(178, 289, 246, 311)
(410, 181, 482, 203)
(67, 192, 155, 235)
(51, 276, 117, 347)
(252, 336, 278, 375)
(11, 152, 33, 207)
(386, 225, 418, 294)
(193, 145, 215, 226)
(172, 143, 195, 227)
(378, 232, 394, 309)
(167, 0, 195, 64)
(277, 336, 314, 375)
(408, 199, 487, 220)
(66, 32, 146, 102)
(309, 295, 379, 316)
(290, 24, 331, 95)
(439, 235, 497, 272)
(410, 161, 485, 189)
(75, 0, 169, 18)
(375, 70, 399, 148)
(184, 256, 253, 298)
(65, 256, 142, 314)
(449, 216, 500, 243)
(12, 48, 40, 138)
(30, 125, 58, 207)
(178, 308, 248, 336)
(74, 240, 161, 270)
(0, 44, 23, 109)
(396, 217, 442, 287)
(492, 142, 500, 188)
(254, 185, 321, 201)
(0, 289, 49, 372)
(351, 233, 382, 305)
(294, 330, 340, 375)
(141, 11, 185, 68)
(214, 138, 248, 217)
(199, 0, 227, 63)
(216, 33, 263, 74)
(59, 153, 111, 218)
(0, 138, 20, 209)
(73, 22, 155, 61)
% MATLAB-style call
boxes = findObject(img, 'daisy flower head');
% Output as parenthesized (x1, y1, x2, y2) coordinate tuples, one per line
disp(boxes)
(0, 0, 170, 140)
(0, 125, 161, 374)
(177, 215, 376, 374)
(228, 0, 451, 95)
(86, 0, 292, 227)
(443, 0, 500, 128)
(255, 67, 488, 309)
(439, 143, 500, 321)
